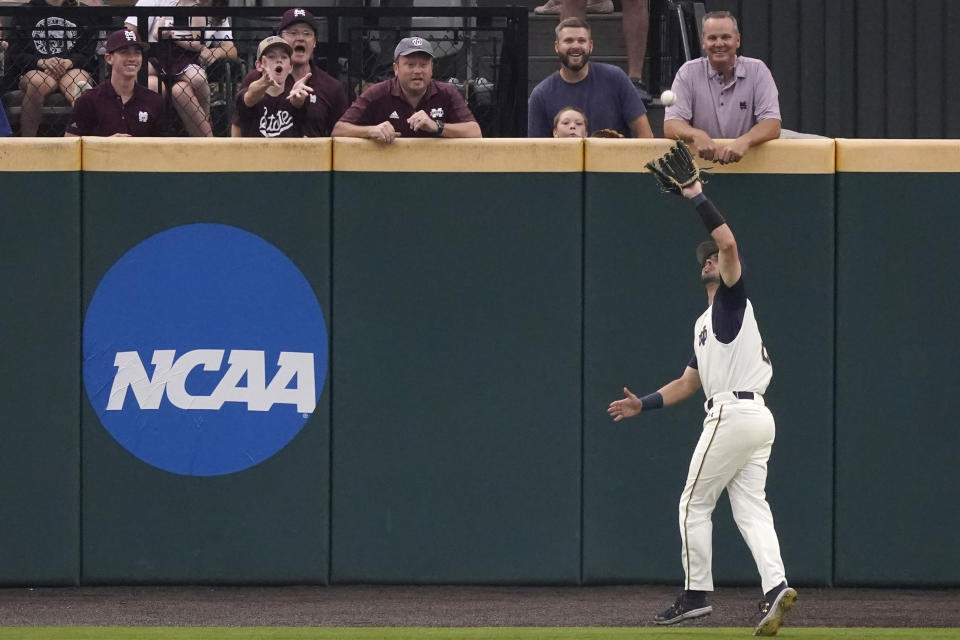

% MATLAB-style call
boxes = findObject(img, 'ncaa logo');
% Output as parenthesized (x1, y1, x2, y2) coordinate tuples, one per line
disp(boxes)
(83, 223, 328, 477)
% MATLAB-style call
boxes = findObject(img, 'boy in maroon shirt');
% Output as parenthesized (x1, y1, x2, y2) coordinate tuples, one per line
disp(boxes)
(231, 8, 348, 137)
(235, 36, 313, 137)
(332, 37, 481, 143)
(65, 30, 167, 137)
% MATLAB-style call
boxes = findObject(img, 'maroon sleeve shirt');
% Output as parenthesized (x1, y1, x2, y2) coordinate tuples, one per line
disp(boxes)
(66, 82, 167, 136)
(302, 60, 349, 137)
(338, 78, 476, 137)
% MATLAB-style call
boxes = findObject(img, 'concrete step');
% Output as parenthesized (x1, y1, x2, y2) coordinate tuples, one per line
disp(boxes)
(529, 13, 627, 57)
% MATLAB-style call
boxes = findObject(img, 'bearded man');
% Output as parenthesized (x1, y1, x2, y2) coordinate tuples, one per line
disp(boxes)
(527, 17, 652, 138)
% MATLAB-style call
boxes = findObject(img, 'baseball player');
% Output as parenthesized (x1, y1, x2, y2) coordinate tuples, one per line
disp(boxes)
(607, 174, 797, 636)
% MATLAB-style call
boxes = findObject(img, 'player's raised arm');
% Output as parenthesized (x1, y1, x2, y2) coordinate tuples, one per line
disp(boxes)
(680, 181, 741, 287)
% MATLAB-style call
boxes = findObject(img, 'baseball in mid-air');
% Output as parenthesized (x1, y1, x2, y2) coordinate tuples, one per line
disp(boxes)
(660, 90, 677, 106)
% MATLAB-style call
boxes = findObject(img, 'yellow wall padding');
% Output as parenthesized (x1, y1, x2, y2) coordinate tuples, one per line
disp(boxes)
(332, 137, 584, 173)
(837, 139, 960, 172)
(0, 138, 81, 172)
(81, 138, 332, 172)
(586, 138, 836, 174)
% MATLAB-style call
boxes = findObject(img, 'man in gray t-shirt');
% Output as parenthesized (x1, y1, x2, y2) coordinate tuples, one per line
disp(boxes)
(527, 18, 652, 138)
(664, 11, 781, 164)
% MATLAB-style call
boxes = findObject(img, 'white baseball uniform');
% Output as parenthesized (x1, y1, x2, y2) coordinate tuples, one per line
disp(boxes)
(681, 275, 786, 594)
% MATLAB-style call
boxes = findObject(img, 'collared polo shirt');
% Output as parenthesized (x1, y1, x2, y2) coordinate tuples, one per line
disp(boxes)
(338, 77, 476, 136)
(66, 80, 167, 136)
(664, 55, 780, 139)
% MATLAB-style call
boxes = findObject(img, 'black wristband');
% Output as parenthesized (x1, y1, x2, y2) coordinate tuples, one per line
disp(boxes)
(640, 392, 663, 411)
(695, 198, 725, 232)
(433, 119, 445, 137)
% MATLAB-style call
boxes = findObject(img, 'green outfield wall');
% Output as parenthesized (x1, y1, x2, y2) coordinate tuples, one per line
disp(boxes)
(833, 141, 960, 586)
(79, 139, 333, 584)
(0, 140, 81, 585)
(0, 137, 955, 587)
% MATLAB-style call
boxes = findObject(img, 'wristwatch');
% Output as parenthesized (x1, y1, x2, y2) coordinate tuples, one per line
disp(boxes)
(433, 119, 445, 137)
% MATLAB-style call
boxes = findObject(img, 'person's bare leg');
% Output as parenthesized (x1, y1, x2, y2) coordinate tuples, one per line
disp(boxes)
(171, 79, 212, 137)
(561, 0, 586, 21)
(59, 69, 93, 105)
(622, 0, 649, 80)
(18, 71, 56, 136)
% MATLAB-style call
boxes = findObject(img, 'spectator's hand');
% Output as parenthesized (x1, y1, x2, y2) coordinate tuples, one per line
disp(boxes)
(715, 138, 750, 164)
(287, 72, 314, 108)
(407, 109, 440, 134)
(46, 58, 67, 79)
(198, 47, 217, 67)
(110, 133, 133, 137)
(36, 57, 50, 71)
(691, 130, 718, 161)
(0, 40, 8, 51)
(368, 121, 400, 144)
(254, 69, 283, 92)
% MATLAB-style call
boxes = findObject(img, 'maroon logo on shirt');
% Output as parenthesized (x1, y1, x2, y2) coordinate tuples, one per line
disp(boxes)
(739, 101, 748, 110)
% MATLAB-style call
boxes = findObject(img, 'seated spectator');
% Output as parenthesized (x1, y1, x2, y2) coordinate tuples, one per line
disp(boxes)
(65, 29, 166, 136)
(232, 8, 348, 138)
(331, 36, 481, 143)
(553, 106, 586, 138)
(535, 0, 651, 102)
(663, 11, 780, 164)
(124, 0, 222, 137)
(527, 18, 652, 139)
(235, 36, 312, 138)
(7, 0, 98, 136)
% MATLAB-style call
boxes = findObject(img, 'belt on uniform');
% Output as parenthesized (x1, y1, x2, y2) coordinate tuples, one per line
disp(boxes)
(706, 391, 761, 411)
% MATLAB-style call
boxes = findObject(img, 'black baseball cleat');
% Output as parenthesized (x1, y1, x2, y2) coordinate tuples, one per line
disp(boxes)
(654, 591, 713, 625)
(753, 582, 798, 636)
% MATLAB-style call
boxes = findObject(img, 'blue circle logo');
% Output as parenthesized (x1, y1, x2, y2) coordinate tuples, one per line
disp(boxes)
(83, 224, 327, 476)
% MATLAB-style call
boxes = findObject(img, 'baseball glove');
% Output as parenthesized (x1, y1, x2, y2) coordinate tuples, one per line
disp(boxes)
(645, 140, 708, 195)
(590, 128, 624, 138)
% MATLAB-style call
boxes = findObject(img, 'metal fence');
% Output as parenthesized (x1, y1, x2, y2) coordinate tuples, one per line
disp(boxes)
(0, 5, 527, 137)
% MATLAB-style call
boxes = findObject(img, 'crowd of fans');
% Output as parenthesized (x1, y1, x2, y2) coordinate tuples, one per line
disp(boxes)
(1, 3, 783, 164)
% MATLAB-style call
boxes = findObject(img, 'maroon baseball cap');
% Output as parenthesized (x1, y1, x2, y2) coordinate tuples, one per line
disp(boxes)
(105, 29, 149, 54)
(277, 8, 318, 35)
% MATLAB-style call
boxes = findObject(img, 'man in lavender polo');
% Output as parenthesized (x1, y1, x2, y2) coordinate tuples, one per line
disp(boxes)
(65, 30, 166, 137)
(663, 11, 780, 164)
(331, 36, 481, 143)
(231, 8, 348, 137)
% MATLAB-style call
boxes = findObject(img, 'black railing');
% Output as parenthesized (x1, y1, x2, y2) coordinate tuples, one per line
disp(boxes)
(0, 5, 527, 137)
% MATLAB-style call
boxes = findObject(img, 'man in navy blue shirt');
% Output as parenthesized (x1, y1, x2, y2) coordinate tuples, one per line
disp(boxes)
(527, 18, 652, 138)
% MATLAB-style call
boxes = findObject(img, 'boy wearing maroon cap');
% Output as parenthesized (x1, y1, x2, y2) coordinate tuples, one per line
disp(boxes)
(235, 36, 313, 137)
(231, 8, 348, 137)
(65, 30, 167, 137)
(332, 36, 481, 143)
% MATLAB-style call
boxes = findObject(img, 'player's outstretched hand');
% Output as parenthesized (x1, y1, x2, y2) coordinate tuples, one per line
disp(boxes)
(608, 386, 643, 422)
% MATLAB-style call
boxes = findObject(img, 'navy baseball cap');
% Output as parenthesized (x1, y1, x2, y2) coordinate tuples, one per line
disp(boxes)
(696, 240, 718, 266)
(394, 36, 434, 59)
(105, 29, 149, 53)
